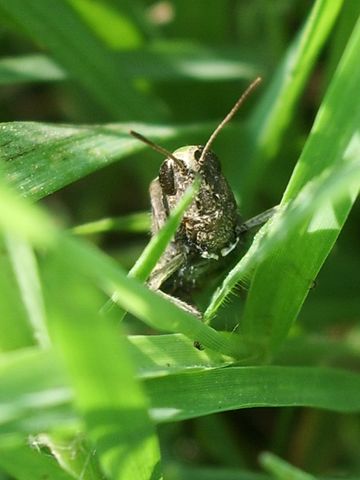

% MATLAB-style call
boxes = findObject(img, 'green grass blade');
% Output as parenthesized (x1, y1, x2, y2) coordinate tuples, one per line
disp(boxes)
(71, 211, 150, 235)
(259, 452, 316, 480)
(274, 336, 360, 368)
(5, 234, 50, 348)
(0, 180, 52, 349)
(240, 16, 360, 357)
(0, 54, 65, 85)
(0, 122, 198, 199)
(205, 146, 360, 320)
(0, 239, 34, 351)
(44, 252, 163, 480)
(0, 47, 260, 86)
(0, 0, 162, 120)
(242, 0, 344, 202)
(68, 0, 143, 49)
(1, 350, 360, 435)
(145, 366, 360, 422)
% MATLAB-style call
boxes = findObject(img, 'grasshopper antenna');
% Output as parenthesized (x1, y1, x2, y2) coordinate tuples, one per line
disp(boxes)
(199, 77, 262, 165)
(130, 130, 182, 165)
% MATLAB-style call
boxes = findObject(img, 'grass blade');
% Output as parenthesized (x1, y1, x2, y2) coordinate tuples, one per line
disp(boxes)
(205, 148, 360, 321)
(5, 234, 50, 348)
(0, 54, 65, 85)
(0, 238, 34, 351)
(240, 16, 360, 357)
(0, 46, 260, 86)
(71, 211, 150, 235)
(259, 452, 316, 480)
(0, 122, 198, 199)
(44, 251, 163, 480)
(1, 349, 360, 434)
(145, 366, 360, 422)
(242, 0, 344, 203)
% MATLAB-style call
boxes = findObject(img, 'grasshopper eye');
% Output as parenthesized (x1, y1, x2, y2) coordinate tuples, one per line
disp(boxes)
(159, 160, 176, 195)
(194, 148, 203, 162)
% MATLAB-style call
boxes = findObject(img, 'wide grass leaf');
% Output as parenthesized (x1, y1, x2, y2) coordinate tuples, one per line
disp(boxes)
(145, 365, 360, 421)
(43, 250, 163, 480)
(242, 0, 344, 202)
(0, 122, 198, 199)
(240, 16, 360, 356)
(1, 348, 360, 434)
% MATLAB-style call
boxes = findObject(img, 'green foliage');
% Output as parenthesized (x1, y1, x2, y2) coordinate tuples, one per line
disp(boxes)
(0, 1, 359, 479)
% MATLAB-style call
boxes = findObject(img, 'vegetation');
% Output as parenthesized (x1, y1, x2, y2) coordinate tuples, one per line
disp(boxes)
(0, 1, 359, 479)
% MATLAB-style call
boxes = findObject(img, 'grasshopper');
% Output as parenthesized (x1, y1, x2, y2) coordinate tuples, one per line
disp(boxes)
(131, 78, 275, 317)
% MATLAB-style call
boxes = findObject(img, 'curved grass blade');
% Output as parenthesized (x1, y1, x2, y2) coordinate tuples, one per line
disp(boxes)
(44, 251, 163, 480)
(240, 16, 360, 357)
(205, 16, 360, 331)
(0, 122, 198, 200)
(205, 150, 360, 321)
(242, 0, 344, 203)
